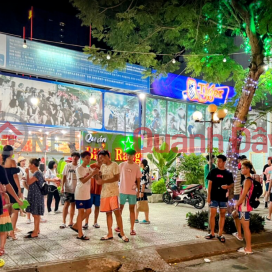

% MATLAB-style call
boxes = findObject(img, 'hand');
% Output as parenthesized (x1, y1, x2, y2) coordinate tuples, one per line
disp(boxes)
(139, 192, 144, 198)
(221, 185, 228, 190)
(25, 168, 29, 175)
(17, 199, 24, 207)
(61, 187, 64, 193)
(96, 178, 104, 185)
(207, 198, 211, 204)
(92, 169, 100, 176)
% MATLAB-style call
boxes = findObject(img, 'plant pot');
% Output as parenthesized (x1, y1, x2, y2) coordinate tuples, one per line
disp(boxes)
(148, 194, 163, 203)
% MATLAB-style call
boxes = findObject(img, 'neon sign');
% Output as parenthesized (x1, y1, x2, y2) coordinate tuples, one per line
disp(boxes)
(115, 148, 141, 164)
(183, 78, 230, 103)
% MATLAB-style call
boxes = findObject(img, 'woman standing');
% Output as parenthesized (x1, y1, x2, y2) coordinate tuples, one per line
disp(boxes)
(2, 145, 21, 240)
(45, 161, 61, 215)
(135, 159, 150, 224)
(235, 160, 254, 254)
(17, 157, 27, 218)
(25, 158, 44, 238)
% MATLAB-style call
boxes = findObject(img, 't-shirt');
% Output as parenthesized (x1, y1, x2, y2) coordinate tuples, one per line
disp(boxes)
(207, 168, 233, 202)
(90, 163, 102, 195)
(100, 162, 120, 199)
(75, 165, 92, 200)
(263, 164, 269, 182)
(45, 169, 58, 187)
(17, 166, 26, 189)
(265, 165, 272, 183)
(62, 163, 78, 194)
(119, 162, 142, 195)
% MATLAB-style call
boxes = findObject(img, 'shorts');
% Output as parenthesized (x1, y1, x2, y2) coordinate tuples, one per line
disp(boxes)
(75, 199, 92, 210)
(90, 194, 101, 207)
(119, 193, 137, 205)
(209, 200, 227, 209)
(233, 195, 240, 201)
(137, 193, 148, 201)
(83, 113, 90, 119)
(238, 211, 250, 221)
(266, 183, 270, 192)
(64, 192, 75, 203)
(100, 196, 119, 213)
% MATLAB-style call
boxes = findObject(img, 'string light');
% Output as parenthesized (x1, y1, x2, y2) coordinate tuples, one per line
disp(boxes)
(223, 57, 227, 62)
(172, 59, 176, 64)
(106, 54, 111, 60)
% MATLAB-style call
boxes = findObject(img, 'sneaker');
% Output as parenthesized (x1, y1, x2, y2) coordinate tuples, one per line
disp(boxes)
(48, 211, 55, 215)
(40, 217, 47, 223)
(26, 219, 31, 224)
(140, 220, 150, 224)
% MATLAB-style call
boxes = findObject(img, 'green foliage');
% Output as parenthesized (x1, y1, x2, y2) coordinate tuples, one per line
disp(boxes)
(147, 142, 181, 179)
(177, 153, 206, 184)
(151, 178, 166, 194)
(205, 147, 224, 158)
(187, 211, 265, 234)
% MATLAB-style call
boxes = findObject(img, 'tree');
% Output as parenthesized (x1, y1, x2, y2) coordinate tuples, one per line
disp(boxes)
(146, 142, 181, 179)
(71, 0, 272, 174)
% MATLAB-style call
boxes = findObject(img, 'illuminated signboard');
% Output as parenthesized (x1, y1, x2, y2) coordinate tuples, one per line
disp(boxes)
(83, 132, 141, 164)
(151, 73, 235, 106)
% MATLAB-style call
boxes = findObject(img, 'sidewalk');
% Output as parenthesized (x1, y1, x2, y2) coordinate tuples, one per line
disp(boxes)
(2, 202, 272, 270)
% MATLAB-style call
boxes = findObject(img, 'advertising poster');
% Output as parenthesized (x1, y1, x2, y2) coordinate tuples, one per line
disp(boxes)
(0, 74, 103, 129)
(104, 93, 140, 132)
(222, 113, 234, 141)
(187, 104, 206, 136)
(145, 98, 167, 134)
(167, 101, 187, 136)
(205, 107, 222, 139)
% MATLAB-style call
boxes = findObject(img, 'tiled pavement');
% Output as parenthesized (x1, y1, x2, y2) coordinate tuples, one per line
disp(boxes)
(2, 201, 272, 269)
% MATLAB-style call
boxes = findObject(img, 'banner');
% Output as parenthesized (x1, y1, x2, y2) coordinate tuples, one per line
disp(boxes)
(145, 98, 167, 134)
(0, 34, 150, 93)
(104, 92, 140, 132)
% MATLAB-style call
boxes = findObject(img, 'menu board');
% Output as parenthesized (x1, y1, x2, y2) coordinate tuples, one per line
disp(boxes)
(104, 92, 140, 132)
(0, 34, 150, 93)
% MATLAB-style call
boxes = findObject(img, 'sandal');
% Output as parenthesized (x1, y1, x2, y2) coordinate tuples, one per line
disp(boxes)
(130, 230, 136, 236)
(205, 234, 215, 240)
(93, 223, 100, 228)
(76, 235, 89, 240)
(217, 235, 226, 243)
(266, 216, 271, 221)
(70, 226, 78, 233)
(114, 227, 120, 233)
(24, 234, 38, 239)
(232, 232, 243, 241)
(237, 247, 253, 254)
(82, 224, 88, 230)
(27, 231, 40, 234)
(68, 224, 73, 227)
(100, 236, 113, 241)
(60, 224, 66, 229)
(118, 233, 129, 243)
(135, 219, 139, 223)
(0, 249, 5, 256)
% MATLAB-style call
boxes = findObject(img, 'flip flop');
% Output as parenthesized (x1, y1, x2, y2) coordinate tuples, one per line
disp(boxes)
(68, 224, 73, 227)
(237, 247, 253, 254)
(114, 227, 120, 233)
(27, 231, 40, 234)
(82, 224, 88, 230)
(217, 235, 226, 243)
(130, 230, 136, 235)
(70, 226, 78, 233)
(118, 233, 129, 243)
(76, 235, 89, 240)
(205, 234, 215, 240)
(266, 216, 271, 221)
(232, 232, 243, 241)
(60, 224, 66, 229)
(24, 234, 38, 239)
(0, 249, 5, 256)
(100, 236, 113, 241)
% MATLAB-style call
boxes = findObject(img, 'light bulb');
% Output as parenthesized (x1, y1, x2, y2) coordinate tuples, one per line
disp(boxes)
(61, 130, 67, 134)
(29, 131, 32, 135)
(223, 57, 227, 62)
(172, 59, 176, 64)
(106, 54, 111, 60)
(139, 93, 146, 100)
(23, 40, 27, 48)
(89, 96, 96, 104)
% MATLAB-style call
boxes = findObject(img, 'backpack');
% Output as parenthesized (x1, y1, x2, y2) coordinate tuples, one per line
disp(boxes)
(248, 177, 263, 209)
(40, 182, 49, 196)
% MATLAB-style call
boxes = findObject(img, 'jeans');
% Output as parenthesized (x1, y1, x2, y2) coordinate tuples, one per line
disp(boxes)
(47, 185, 60, 212)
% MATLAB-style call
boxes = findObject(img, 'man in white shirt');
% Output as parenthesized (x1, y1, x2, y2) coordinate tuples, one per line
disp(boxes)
(71, 151, 99, 240)
(60, 152, 80, 229)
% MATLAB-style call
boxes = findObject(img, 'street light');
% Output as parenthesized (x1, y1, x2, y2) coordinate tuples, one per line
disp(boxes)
(193, 104, 226, 171)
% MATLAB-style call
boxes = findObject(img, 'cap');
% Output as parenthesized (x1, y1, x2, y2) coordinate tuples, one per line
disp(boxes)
(17, 156, 26, 163)
(126, 149, 137, 155)
(65, 157, 72, 162)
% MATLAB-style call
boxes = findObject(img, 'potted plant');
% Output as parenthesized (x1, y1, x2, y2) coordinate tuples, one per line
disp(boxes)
(148, 178, 167, 203)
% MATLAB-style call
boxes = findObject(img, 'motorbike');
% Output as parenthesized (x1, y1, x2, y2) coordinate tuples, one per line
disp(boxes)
(163, 180, 205, 209)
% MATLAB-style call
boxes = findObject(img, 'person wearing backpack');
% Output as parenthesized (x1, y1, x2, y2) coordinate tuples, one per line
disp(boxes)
(235, 160, 255, 254)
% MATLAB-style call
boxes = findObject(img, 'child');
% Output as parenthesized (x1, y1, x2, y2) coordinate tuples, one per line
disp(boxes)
(0, 192, 13, 255)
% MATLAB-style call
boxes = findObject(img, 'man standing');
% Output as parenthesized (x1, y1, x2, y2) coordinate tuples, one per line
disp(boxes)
(96, 150, 129, 242)
(204, 155, 216, 190)
(83, 155, 103, 229)
(116, 149, 141, 235)
(71, 151, 99, 240)
(264, 157, 272, 208)
(205, 155, 233, 243)
(60, 152, 80, 229)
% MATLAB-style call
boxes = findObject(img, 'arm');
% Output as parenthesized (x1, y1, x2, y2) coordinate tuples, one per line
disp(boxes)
(207, 180, 212, 203)
(23, 180, 29, 191)
(236, 179, 252, 208)
(61, 175, 67, 193)
(11, 160, 21, 196)
(100, 173, 120, 184)
(6, 184, 23, 206)
(79, 169, 99, 184)
(268, 179, 272, 195)
(3, 194, 11, 210)
(25, 169, 38, 185)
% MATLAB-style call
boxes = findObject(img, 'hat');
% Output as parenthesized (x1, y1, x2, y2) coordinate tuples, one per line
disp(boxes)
(65, 157, 72, 162)
(126, 149, 137, 155)
(17, 156, 26, 163)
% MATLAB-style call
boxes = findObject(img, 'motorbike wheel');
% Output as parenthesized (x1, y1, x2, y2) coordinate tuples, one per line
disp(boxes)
(193, 193, 205, 209)
(163, 192, 172, 204)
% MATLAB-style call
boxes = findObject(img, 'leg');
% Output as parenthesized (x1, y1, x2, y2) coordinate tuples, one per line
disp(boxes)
(62, 201, 70, 224)
(10, 209, 19, 238)
(0, 232, 7, 251)
(218, 209, 227, 236)
(47, 191, 53, 212)
(135, 205, 139, 221)
(32, 215, 40, 237)
(144, 207, 150, 222)
(129, 204, 136, 231)
(27, 212, 31, 220)
(76, 209, 85, 238)
(209, 208, 217, 236)
(268, 201, 272, 219)
(94, 206, 100, 225)
(69, 203, 76, 226)
(240, 218, 252, 252)
(114, 209, 125, 237)
(233, 216, 243, 239)
(54, 189, 60, 212)
(106, 212, 113, 238)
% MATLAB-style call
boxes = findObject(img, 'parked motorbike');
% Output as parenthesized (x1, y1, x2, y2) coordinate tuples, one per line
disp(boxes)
(163, 181, 205, 209)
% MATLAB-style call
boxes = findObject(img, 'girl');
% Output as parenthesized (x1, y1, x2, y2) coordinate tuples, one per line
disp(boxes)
(0, 192, 13, 255)
(235, 160, 254, 254)
(25, 158, 45, 238)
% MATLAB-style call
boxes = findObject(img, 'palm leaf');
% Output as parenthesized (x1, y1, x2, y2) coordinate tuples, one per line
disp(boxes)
(147, 154, 160, 169)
